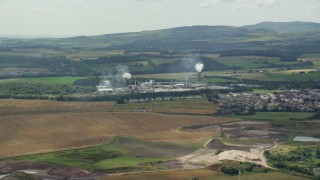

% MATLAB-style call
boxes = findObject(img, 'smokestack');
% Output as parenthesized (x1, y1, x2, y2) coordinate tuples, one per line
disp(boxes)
(198, 72, 201, 83)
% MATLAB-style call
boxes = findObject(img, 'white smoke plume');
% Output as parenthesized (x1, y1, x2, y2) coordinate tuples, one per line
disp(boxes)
(195, 63, 204, 72)
(122, 72, 132, 79)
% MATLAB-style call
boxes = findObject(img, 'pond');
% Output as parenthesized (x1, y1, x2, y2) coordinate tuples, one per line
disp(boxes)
(293, 136, 320, 142)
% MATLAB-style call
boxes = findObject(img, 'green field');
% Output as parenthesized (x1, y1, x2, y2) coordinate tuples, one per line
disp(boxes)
(226, 112, 315, 122)
(252, 89, 285, 94)
(202, 77, 238, 83)
(237, 71, 320, 81)
(12, 136, 199, 172)
(66, 50, 125, 60)
(0, 76, 85, 84)
(302, 53, 320, 58)
(112, 99, 219, 115)
(215, 56, 298, 69)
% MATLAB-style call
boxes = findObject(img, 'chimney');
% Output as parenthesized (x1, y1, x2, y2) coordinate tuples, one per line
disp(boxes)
(198, 72, 201, 83)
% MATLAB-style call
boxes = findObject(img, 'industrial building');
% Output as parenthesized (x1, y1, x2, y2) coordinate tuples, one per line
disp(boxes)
(97, 63, 228, 95)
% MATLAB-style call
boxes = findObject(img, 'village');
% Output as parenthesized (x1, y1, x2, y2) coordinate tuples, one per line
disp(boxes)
(218, 89, 320, 114)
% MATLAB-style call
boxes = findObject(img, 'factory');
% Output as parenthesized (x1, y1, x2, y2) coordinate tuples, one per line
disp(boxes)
(97, 63, 228, 95)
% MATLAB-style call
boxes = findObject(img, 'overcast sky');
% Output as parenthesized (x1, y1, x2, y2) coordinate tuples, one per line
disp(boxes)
(0, 0, 319, 36)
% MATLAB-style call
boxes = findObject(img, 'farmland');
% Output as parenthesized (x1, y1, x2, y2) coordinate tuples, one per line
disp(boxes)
(112, 99, 219, 114)
(0, 76, 85, 85)
(0, 99, 114, 116)
(236, 71, 320, 81)
(252, 89, 285, 94)
(225, 112, 315, 122)
(0, 109, 235, 158)
(214, 56, 298, 69)
(0, 21, 319, 179)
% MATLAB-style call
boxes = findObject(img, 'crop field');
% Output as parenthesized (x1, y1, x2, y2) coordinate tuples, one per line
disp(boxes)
(104, 168, 308, 180)
(0, 48, 61, 57)
(134, 72, 193, 80)
(226, 112, 314, 122)
(252, 89, 285, 94)
(112, 99, 219, 114)
(302, 53, 320, 58)
(236, 71, 320, 81)
(0, 76, 85, 84)
(65, 50, 125, 60)
(134, 70, 237, 81)
(0, 99, 114, 116)
(0, 111, 235, 158)
(0, 67, 50, 73)
(214, 56, 298, 69)
(203, 77, 238, 83)
(282, 69, 317, 74)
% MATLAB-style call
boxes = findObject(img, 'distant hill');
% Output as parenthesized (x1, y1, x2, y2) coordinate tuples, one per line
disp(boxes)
(0, 21, 320, 53)
(243, 21, 320, 33)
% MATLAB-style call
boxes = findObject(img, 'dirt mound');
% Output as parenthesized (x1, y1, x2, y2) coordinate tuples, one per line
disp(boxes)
(48, 167, 91, 178)
(218, 150, 260, 162)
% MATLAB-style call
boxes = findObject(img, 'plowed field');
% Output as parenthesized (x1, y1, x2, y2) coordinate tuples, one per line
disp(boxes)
(0, 111, 235, 158)
(0, 99, 114, 116)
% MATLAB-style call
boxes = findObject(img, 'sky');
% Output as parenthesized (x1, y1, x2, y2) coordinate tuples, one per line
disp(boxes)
(0, 0, 319, 37)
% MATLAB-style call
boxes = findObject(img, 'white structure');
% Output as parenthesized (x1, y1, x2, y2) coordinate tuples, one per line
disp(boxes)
(97, 80, 114, 93)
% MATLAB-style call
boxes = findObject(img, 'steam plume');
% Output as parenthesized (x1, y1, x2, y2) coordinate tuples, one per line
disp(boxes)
(195, 63, 204, 72)
(122, 72, 132, 79)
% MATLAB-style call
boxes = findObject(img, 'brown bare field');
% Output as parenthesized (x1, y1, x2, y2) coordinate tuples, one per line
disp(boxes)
(282, 69, 317, 74)
(0, 99, 114, 116)
(0, 112, 235, 158)
(112, 99, 219, 115)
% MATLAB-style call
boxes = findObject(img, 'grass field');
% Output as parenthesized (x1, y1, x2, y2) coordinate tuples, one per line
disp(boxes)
(133, 70, 237, 81)
(302, 53, 320, 58)
(0, 110, 234, 158)
(0, 99, 114, 116)
(0, 48, 61, 57)
(202, 77, 238, 83)
(134, 72, 192, 80)
(252, 89, 285, 94)
(236, 71, 320, 81)
(104, 168, 308, 180)
(12, 136, 198, 171)
(0, 76, 85, 84)
(112, 99, 219, 115)
(65, 50, 125, 60)
(225, 112, 315, 122)
(214, 56, 298, 69)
